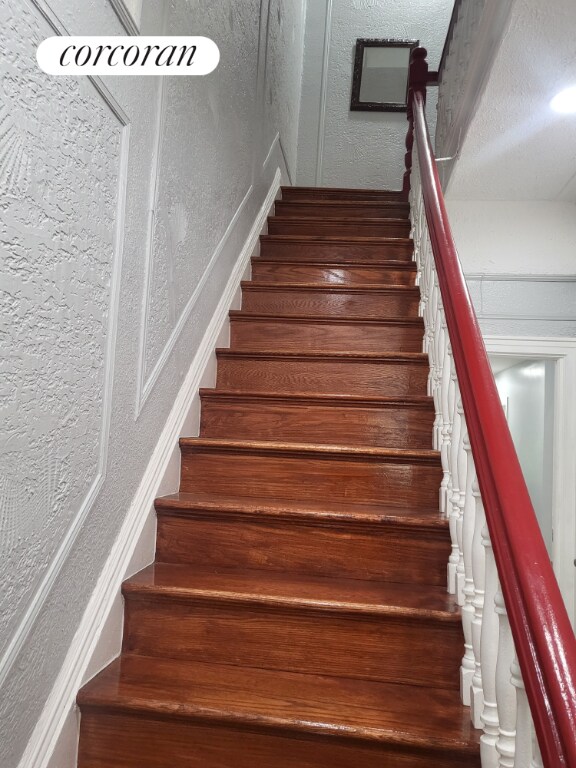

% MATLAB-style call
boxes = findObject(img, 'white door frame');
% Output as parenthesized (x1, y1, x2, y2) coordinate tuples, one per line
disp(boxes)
(484, 335, 576, 625)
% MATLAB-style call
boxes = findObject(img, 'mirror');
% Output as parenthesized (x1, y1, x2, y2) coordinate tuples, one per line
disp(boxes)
(351, 39, 418, 112)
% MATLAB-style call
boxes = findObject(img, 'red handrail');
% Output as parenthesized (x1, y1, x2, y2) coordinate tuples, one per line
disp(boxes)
(412, 89, 576, 767)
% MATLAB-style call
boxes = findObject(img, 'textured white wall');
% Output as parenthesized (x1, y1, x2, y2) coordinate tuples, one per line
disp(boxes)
(265, 0, 307, 181)
(0, 0, 306, 765)
(446, 200, 576, 275)
(446, 201, 576, 338)
(296, 0, 453, 189)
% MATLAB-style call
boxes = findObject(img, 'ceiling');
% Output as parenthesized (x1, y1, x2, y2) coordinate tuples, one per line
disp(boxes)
(447, 0, 576, 202)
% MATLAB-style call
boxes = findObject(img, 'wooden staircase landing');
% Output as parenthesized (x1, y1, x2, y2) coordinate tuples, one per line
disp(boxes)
(77, 186, 481, 767)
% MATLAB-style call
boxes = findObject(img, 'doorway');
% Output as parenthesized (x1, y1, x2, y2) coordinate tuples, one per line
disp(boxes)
(489, 356, 555, 553)
(484, 336, 576, 625)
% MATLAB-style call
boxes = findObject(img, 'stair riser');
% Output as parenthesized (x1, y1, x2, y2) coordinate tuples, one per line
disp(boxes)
(157, 514, 449, 585)
(259, 240, 414, 262)
(79, 713, 478, 768)
(268, 220, 411, 237)
(252, 261, 416, 285)
(229, 319, 424, 353)
(123, 597, 461, 689)
(275, 201, 410, 219)
(281, 186, 405, 202)
(241, 288, 419, 317)
(216, 356, 429, 397)
(179, 449, 441, 507)
(200, 398, 434, 448)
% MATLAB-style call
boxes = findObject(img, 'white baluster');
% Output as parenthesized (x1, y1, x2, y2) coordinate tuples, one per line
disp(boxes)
(424, 270, 441, 402)
(420, 241, 433, 339)
(439, 332, 453, 518)
(470, 482, 485, 726)
(454, 397, 467, 605)
(511, 658, 532, 768)
(495, 587, 516, 768)
(460, 433, 476, 705)
(430, 282, 443, 448)
(480, 525, 500, 768)
(414, 196, 426, 289)
(446, 373, 460, 594)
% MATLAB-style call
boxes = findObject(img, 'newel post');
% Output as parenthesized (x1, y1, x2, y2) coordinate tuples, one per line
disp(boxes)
(402, 47, 429, 201)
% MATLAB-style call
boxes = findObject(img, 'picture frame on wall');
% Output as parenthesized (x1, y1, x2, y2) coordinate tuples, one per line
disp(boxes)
(350, 38, 419, 112)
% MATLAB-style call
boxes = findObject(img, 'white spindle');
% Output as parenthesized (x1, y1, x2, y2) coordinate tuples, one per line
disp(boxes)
(429, 278, 443, 449)
(439, 334, 453, 519)
(480, 525, 500, 768)
(470, 481, 485, 726)
(460, 432, 476, 704)
(494, 587, 516, 768)
(446, 376, 461, 594)
(421, 243, 435, 355)
(454, 397, 467, 606)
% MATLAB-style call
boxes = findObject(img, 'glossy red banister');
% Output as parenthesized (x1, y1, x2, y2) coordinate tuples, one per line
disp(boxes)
(411, 88, 576, 767)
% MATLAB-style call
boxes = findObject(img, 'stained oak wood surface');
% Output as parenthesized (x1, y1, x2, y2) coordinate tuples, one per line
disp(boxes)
(275, 200, 410, 219)
(79, 658, 479, 767)
(215, 350, 430, 397)
(268, 216, 411, 238)
(77, 184, 480, 768)
(122, 564, 462, 687)
(228, 313, 425, 353)
(259, 235, 415, 262)
(179, 438, 442, 506)
(199, 389, 435, 448)
(156, 494, 450, 584)
(240, 283, 419, 316)
(251, 259, 417, 284)
(280, 185, 406, 201)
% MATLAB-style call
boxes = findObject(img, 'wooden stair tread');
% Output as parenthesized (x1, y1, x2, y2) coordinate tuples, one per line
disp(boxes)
(242, 280, 418, 291)
(230, 311, 423, 327)
(276, 199, 410, 209)
(275, 201, 410, 220)
(179, 437, 440, 465)
(275, 201, 410, 215)
(124, 563, 458, 619)
(199, 389, 433, 408)
(217, 348, 428, 362)
(281, 185, 404, 198)
(252, 258, 416, 270)
(269, 216, 410, 225)
(156, 490, 444, 528)
(79, 655, 479, 752)
(260, 234, 413, 245)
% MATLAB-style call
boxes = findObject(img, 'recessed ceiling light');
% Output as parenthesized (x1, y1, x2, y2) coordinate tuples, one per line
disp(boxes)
(550, 86, 576, 114)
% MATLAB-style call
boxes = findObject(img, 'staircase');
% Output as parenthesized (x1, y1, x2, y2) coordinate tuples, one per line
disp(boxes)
(77, 186, 481, 767)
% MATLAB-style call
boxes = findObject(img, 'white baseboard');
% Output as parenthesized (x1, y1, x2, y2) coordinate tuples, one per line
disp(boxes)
(18, 168, 283, 768)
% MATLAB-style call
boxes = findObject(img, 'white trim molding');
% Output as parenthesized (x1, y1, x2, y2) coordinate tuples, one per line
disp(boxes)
(466, 273, 576, 283)
(315, 0, 333, 185)
(108, 0, 141, 35)
(484, 335, 576, 626)
(17, 170, 283, 768)
(136, 184, 254, 413)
